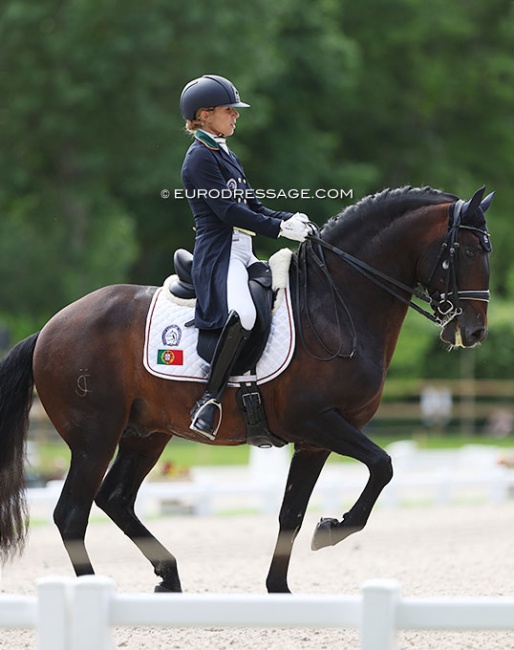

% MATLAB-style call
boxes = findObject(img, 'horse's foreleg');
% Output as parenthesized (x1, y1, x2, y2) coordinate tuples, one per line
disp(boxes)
(266, 445, 330, 594)
(95, 433, 182, 593)
(305, 409, 393, 551)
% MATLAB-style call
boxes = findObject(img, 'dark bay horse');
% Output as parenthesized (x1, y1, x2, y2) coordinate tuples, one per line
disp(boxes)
(0, 186, 493, 593)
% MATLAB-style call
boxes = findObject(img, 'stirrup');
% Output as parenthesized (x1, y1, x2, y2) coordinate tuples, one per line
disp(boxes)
(190, 398, 222, 440)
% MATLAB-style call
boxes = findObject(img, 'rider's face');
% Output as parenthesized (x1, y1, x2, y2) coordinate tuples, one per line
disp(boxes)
(202, 106, 239, 137)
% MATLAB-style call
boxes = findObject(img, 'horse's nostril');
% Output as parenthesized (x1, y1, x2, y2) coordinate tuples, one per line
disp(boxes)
(471, 326, 486, 343)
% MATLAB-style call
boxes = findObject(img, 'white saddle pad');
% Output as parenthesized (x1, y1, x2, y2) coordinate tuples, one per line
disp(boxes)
(143, 276, 295, 387)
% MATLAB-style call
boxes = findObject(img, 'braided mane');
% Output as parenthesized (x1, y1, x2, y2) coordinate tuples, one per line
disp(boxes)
(321, 186, 458, 237)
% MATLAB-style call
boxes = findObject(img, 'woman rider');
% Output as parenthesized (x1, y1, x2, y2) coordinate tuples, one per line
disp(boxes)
(180, 74, 313, 440)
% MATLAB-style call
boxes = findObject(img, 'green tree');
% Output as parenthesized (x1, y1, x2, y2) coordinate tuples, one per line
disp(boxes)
(337, 0, 514, 296)
(0, 0, 364, 333)
(0, 1, 146, 334)
(2, 0, 514, 380)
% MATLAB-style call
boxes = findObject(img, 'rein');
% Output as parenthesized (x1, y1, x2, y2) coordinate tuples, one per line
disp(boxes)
(296, 200, 490, 360)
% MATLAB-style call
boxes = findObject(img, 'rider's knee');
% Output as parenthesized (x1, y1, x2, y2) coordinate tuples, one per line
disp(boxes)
(231, 306, 256, 331)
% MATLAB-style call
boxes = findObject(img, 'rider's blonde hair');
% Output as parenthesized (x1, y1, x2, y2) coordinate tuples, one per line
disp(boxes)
(184, 107, 213, 134)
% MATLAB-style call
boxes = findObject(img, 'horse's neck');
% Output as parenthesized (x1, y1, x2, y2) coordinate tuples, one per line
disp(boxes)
(327, 208, 430, 288)
(318, 210, 431, 349)
(300, 201, 447, 370)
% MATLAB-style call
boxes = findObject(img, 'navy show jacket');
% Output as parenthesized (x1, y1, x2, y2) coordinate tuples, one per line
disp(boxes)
(181, 130, 293, 330)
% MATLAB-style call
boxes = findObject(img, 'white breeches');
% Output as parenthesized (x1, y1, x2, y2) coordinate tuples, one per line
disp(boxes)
(227, 230, 258, 330)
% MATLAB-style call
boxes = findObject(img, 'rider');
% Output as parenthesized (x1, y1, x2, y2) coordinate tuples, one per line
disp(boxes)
(180, 74, 313, 440)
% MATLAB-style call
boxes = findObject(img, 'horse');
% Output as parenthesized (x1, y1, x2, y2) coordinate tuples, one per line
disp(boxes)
(0, 185, 493, 594)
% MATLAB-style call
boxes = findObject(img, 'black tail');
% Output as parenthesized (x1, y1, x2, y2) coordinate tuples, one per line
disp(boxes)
(0, 332, 39, 563)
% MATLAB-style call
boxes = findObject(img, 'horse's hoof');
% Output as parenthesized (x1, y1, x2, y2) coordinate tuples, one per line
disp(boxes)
(266, 581, 292, 594)
(154, 582, 182, 593)
(311, 517, 339, 551)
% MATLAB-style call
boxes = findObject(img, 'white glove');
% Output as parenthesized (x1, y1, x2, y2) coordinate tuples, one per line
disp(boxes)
(292, 213, 317, 234)
(279, 213, 311, 242)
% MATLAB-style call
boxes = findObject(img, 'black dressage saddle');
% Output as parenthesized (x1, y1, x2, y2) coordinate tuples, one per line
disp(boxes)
(169, 248, 274, 376)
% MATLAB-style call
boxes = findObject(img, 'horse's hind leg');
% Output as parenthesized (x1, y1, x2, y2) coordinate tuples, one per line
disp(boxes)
(95, 432, 182, 593)
(266, 445, 330, 593)
(53, 443, 117, 576)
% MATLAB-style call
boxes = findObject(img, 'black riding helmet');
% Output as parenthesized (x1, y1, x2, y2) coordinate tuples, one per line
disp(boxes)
(180, 74, 250, 121)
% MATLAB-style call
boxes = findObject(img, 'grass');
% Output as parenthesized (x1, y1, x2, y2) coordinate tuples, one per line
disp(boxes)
(29, 431, 514, 481)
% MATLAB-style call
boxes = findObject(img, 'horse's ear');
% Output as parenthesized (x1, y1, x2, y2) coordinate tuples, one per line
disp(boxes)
(480, 191, 495, 213)
(462, 186, 486, 216)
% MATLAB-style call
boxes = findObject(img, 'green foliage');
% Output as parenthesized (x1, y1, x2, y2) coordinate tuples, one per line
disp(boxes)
(420, 301, 514, 379)
(387, 308, 436, 379)
(0, 191, 137, 316)
(388, 299, 514, 380)
(338, 0, 514, 296)
(1, 0, 514, 379)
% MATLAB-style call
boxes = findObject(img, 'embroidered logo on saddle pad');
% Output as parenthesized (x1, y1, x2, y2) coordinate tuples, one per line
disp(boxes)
(143, 278, 295, 386)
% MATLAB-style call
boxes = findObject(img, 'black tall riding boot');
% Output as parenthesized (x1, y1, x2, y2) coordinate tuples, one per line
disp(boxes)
(190, 311, 250, 440)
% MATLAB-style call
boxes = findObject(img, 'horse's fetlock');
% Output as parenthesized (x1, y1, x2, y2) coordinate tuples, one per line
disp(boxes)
(154, 559, 182, 592)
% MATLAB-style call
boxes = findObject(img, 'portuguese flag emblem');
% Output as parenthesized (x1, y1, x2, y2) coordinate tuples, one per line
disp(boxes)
(157, 349, 184, 365)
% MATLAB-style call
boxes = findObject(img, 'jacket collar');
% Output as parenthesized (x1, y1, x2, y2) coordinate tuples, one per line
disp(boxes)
(194, 129, 220, 150)
(193, 130, 243, 174)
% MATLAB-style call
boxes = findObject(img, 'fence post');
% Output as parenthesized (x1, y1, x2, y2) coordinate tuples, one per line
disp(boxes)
(71, 576, 116, 650)
(360, 579, 401, 650)
(36, 576, 73, 650)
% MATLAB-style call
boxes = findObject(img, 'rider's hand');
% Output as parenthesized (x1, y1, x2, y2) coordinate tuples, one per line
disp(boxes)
(279, 213, 311, 242)
(292, 213, 317, 235)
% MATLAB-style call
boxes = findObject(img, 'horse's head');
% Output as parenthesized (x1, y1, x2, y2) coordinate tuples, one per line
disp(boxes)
(423, 186, 493, 348)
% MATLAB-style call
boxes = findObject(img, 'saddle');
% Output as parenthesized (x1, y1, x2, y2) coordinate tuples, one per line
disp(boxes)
(170, 249, 273, 374)
(169, 249, 287, 449)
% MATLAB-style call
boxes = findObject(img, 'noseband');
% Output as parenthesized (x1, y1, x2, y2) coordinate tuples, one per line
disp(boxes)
(300, 200, 490, 358)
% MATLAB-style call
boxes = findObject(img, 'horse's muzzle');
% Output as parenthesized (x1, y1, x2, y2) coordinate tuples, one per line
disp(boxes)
(440, 318, 487, 348)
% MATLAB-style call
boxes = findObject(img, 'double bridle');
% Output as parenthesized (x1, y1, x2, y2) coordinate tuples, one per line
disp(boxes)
(424, 199, 490, 323)
(295, 200, 491, 360)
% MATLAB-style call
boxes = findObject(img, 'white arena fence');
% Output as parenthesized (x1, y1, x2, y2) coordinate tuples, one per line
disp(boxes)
(27, 443, 514, 520)
(1, 576, 514, 650)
